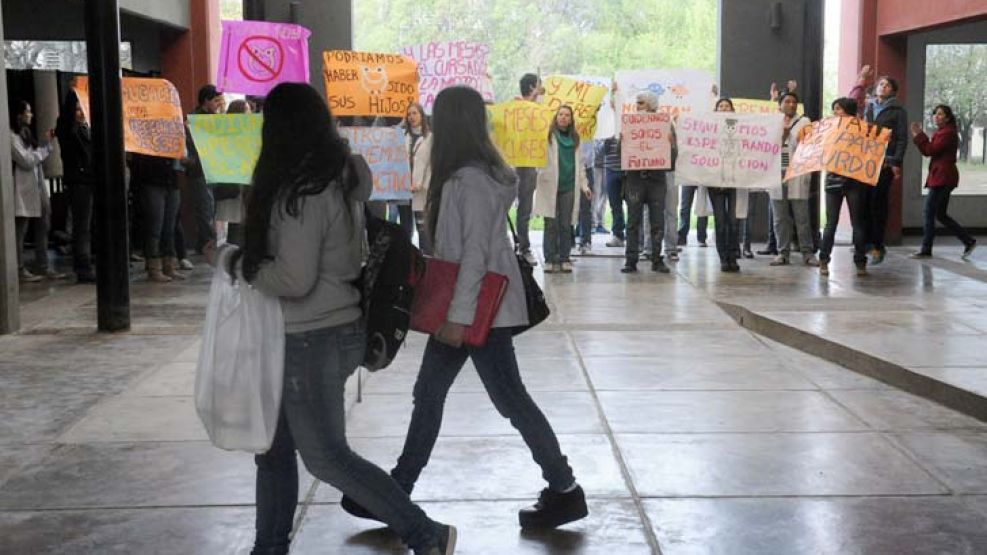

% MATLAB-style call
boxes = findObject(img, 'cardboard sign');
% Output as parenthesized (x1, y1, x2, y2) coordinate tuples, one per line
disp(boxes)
(187, 114, 263, 185)
(615, 69, 717, 122)
(676, 112, 784, 189)
(400, 41, 494, 112)
(339, 127, 411, 200)
(620, 113, 672, 170)
(785, 116, 891, 186)
(543, 75, 607, 141)
(322, 50, 419, 117)
(74, 76, 185, 159)
(217, 20, 311, 96)
(487, 100, 555, 168)
(731, 98, 806, 116)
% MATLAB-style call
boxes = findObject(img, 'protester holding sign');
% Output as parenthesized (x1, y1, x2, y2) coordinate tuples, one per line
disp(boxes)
(536, 105, 591, 273)
(514, 73, 546, 266)
(863, 75, 908, 265)
(621, 92, 673, 274)
(406, 102, 433, 254)
(706, 97, 744, 272)
(55, 91, 96, 283)
(910, 104, 977, 260)
(818, 98, 870, 277)
(769, 92, 818, 267)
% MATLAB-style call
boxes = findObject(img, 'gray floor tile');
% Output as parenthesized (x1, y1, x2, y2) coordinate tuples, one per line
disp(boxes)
(599, 391, 867, 433)
(573, 330, 762, 358)
(0, 441, 269, 509)
(585, 356, 817, 390)
(314, 434, 627, 502)
(891, 432, 987, 493)
(0, 507, 255, 555)
(827, 390, 987, 430)
(294, 499, 652, 554)
(646, 496, 987, 555)
(618, 433, 947, 496)
(58, 395, 208, 443)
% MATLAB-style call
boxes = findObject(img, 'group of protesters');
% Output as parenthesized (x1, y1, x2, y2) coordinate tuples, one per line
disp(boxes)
(397, 66, 976, 277)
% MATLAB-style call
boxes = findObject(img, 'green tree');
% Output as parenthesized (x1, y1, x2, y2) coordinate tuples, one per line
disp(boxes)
(925, 44, 987, 163)
(354, 0, 717, 101)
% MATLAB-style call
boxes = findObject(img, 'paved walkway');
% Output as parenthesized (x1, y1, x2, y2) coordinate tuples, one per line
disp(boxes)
(2, 235, 987, 554)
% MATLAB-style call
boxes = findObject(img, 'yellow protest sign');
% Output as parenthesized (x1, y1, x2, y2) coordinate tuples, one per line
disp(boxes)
(543, 75, 607, 141)
(785, 116, 891, 186)
(187, 114, 263, 185)
(732, 98, 806, 116)
(322, 50, 419, 117)
(74, 76, 186, 159)
(487, 100, 555, 168)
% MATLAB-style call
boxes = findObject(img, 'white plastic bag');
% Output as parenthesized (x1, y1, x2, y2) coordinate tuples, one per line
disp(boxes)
(195, 261, 285, 453)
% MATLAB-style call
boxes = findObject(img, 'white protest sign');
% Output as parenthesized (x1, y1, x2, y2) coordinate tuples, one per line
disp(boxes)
(675, 112, 784, 189)
(614, 69, 717, 124)
(399, 41, 494, 112)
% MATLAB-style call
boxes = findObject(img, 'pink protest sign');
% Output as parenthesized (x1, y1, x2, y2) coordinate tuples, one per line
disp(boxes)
(399, 41, 494, 112)
(217, 20, 311, 96)
(620, 113, 672, 170)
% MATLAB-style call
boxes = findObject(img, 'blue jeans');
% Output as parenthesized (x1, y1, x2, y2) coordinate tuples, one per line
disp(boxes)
(677, 185, 708, 244)
(141, 185, 179, 258)
(516, 167, 538, 253)
(575, 167, 594, 247)
(254, 321, 440, 555)
(392, 329, 575, 493)
(605, 168, 625, 239)
(820, 183, 868, 265)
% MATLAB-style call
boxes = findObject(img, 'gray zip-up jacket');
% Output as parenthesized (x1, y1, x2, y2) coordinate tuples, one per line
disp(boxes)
(434, 164, 528, 329)
(251, 155, 372, 333)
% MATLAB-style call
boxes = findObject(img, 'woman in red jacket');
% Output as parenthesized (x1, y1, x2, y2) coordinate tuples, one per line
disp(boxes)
(910, 104, 976, 259)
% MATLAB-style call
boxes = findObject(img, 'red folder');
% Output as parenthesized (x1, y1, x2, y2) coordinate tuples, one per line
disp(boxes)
(410, 257, 508, 347)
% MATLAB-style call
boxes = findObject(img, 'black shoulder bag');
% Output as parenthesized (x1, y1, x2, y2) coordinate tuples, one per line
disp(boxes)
(507, 215, 550, 334)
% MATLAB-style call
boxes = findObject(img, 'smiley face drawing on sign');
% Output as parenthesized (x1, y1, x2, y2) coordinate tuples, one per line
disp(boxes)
(359, 66, 389, 95)
(238, 36, 285, 83)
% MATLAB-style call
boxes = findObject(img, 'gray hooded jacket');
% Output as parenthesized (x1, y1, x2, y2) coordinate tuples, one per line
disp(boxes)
(433, 164, 529, 329)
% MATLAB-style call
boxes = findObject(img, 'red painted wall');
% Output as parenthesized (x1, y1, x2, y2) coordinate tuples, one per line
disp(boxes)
(876, 0, 987, 36)
(161, 0, 221, 114)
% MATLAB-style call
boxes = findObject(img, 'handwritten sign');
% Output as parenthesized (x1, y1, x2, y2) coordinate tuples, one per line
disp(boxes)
(400, 41, 494, 112)
(322, 50, 418, 117)
(339, 127, 411, 200)
(487, 100, 555, 168)
(620, 113, 672, 170)
(187, 114, 263, 185)
(731, 98, 806, 116)
(543, 75, 607, 141)
(74, 76, 185, 159)
(785, 116, 890, 186)
(563, 75, 616, 139)
(217, 20, 311, 96)
(615, 69, 717, 122)
(676, 112, 784, 189)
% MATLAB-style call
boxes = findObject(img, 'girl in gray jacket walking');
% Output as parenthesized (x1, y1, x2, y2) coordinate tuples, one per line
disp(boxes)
(342, 86, 588, 530)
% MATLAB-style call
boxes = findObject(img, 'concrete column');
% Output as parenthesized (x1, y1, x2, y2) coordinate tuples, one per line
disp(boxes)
(0, 6, 20, 334)
(261, 0, 353, 95)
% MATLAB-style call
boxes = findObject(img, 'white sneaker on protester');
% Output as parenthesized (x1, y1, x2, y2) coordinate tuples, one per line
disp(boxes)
(578, 244, 590, 256)
(522, 252, 538, 267)
(179, 259, 195, 271)
(606, 236, 625, 248)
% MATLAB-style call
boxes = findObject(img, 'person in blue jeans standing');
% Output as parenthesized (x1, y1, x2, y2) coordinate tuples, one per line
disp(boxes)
(221, 83, 455, 555)
(603, 136, 626, 246)
(341, 86, 588, 531)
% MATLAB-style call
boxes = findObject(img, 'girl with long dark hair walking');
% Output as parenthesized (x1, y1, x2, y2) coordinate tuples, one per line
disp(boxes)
(341, 86, 588, 530)
(224, 83, 455, 555)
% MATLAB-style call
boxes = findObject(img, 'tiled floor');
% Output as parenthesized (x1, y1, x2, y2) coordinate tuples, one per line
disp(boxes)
(2, 235, 987, 554)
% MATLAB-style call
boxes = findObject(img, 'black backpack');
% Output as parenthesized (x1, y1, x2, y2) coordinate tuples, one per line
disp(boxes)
(360, 210, 424, 371)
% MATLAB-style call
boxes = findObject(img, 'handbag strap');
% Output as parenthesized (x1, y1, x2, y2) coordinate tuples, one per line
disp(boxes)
(506, 214, 521, 252)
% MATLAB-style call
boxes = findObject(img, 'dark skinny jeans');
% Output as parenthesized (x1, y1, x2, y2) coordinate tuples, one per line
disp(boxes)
(921, 185, 974, 253)
(605, 168, 625, 240)
(392, 328, 576, 493)
(819, 183, 868, 266)
(708, 188, 739, 264)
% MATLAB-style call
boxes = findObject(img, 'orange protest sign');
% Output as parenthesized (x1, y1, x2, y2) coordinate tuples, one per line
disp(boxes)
(73, 76, 186, 159)
(785, 116, 891, 186)
(322, 50, 419, 117)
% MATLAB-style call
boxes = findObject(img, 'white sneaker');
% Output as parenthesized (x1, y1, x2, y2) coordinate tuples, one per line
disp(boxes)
(179, 258, 195, 270)
(561, 261, 573, 273)
(19, 268, 42, 283)
(578, 244, 590, 256)
(605, 237, 625, 248)
(667, 251, 679, 261)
